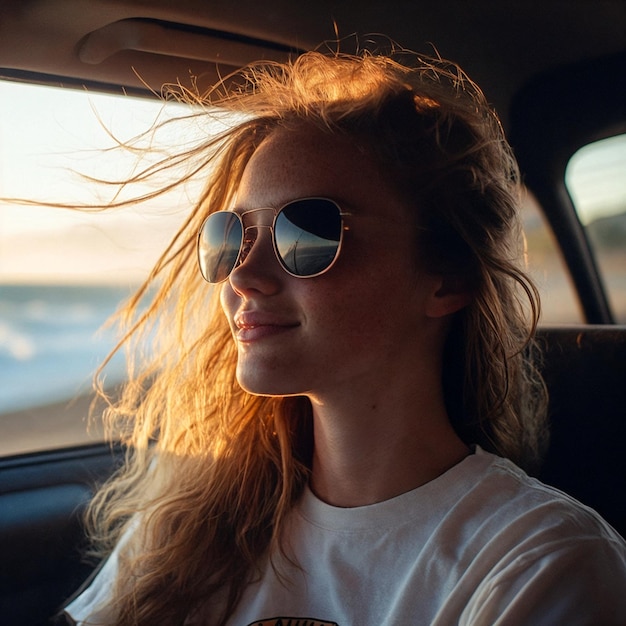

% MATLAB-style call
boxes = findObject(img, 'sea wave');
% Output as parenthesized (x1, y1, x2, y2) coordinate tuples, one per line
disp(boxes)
(0, 283, 132, 413)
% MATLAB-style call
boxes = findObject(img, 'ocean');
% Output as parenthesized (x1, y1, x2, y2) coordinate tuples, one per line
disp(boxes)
(0, 283, 133, 414)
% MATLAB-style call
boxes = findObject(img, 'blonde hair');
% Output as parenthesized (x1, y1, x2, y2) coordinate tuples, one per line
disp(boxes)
(85, 49, 547, 624)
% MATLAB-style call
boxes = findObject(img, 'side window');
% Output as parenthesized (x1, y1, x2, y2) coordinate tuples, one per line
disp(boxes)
(565, 134, 626, 323)
(0, 81, 194, 457)
(521, 190, 584, 324)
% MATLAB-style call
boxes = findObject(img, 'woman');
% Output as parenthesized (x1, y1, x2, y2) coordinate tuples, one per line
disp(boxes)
(64, 50, 626, 625)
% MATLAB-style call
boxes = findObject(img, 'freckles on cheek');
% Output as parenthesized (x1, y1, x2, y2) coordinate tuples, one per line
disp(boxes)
(219, 282, 235, 314)
(218, 284, 227, 312)
(314, 289, 386, 349)
(219, 285, 237, 335)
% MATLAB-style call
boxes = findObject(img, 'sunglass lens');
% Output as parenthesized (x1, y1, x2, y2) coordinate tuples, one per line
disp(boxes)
(198, 212, 243, 283)
(275, 199, 342, 276)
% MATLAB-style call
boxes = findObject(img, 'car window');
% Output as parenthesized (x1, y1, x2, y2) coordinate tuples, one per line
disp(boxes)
(565, 134, 626, 323)
(0, 80, 198, 456)
(521, 190, 583, 325)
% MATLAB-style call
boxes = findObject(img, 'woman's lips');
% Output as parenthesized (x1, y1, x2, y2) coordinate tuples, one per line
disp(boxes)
(233, 311, 299, 342)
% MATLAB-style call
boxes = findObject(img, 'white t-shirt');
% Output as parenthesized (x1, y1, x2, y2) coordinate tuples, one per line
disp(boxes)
(65, 448, 626, 625)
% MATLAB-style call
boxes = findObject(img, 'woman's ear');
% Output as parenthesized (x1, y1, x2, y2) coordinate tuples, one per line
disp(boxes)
(424, 274, 472, 318)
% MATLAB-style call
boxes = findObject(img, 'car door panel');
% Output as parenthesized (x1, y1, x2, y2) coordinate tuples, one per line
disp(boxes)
(0, 445, 122, 624)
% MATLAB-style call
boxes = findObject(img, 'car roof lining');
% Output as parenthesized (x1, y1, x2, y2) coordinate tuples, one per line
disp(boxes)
(1, 0, 625, 129)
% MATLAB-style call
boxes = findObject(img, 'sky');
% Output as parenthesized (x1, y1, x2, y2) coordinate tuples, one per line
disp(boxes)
(0, 79, 624, 284)
(0, 81, 208, 284)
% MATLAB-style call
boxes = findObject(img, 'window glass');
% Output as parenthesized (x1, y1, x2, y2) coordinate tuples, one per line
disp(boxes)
(521, 190, 583, 324)
(565, 134, 626, 323)
(0, 80, 202, 456)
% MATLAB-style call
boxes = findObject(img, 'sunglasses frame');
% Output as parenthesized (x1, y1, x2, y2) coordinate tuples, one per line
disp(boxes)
(197, 197, 351, 283)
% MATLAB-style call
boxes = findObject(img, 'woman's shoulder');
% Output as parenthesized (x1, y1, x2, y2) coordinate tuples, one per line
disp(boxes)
(454, 446, 625, 549)
(450, 449, 626, 624)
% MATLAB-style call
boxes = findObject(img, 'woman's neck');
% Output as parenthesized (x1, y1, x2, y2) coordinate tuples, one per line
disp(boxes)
(308, 381, 470, 508)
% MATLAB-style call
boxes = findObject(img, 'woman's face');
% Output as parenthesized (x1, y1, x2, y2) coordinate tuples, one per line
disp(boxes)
(220, 126, 452, 401)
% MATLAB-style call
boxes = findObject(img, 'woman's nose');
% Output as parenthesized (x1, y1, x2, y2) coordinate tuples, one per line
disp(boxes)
(228, 226, 283, 294)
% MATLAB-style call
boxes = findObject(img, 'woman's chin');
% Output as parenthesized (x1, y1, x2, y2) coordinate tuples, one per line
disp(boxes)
(236, 371, 304, 398)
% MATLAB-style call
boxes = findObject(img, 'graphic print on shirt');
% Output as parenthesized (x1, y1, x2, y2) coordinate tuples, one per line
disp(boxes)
(246, 618, 338, 626)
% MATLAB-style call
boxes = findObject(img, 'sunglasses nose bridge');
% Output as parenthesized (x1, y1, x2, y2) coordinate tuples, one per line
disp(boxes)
(240, 206, 276, 229)
(237, 208, 278, 268)
(241, 223, 275, 252)
(235, 223, 279, 277)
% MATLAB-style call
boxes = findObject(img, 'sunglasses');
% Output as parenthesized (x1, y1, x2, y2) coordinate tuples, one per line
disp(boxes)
(197, 197, 350, 283)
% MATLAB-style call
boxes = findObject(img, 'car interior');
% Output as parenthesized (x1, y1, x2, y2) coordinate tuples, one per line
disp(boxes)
(0, 1, 625, 624)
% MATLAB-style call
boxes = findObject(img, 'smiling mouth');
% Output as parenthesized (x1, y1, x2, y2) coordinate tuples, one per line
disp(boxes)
(235, 322, 299, 342)
(233, 310, 299, 342)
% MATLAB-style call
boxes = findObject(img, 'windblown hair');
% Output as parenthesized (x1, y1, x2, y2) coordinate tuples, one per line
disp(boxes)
(83, 48, 548, 625)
